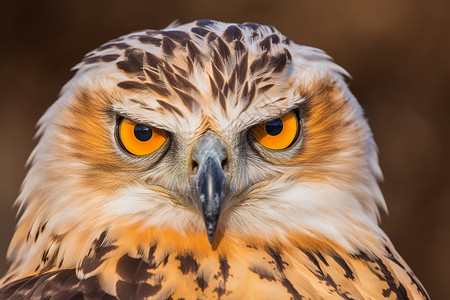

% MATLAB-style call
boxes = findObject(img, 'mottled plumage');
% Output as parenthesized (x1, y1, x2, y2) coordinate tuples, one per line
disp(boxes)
(0, 20, 428, 299)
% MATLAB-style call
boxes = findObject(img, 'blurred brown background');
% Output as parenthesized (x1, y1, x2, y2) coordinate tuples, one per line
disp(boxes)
(1, 0, 448, 298)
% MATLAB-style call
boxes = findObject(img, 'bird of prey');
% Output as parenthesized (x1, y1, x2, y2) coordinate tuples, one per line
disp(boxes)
(0, 20, 429, 299)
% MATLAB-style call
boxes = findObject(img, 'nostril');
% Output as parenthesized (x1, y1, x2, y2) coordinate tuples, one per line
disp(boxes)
(192, 160, 199, 174)
(221, 157, 228, 171)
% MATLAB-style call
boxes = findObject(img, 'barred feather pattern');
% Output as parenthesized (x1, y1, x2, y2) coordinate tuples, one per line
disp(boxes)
(0, 229, 428, 299)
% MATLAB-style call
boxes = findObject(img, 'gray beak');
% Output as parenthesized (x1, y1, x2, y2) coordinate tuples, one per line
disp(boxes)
(192, 131, 228, 244)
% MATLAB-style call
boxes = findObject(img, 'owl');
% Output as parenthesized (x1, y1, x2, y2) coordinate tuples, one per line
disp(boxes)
(0, 20, 429, 299)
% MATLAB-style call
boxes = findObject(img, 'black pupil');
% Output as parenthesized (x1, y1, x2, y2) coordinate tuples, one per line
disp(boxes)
(265, 118, 283, 136)
(134, 124, 152, 141)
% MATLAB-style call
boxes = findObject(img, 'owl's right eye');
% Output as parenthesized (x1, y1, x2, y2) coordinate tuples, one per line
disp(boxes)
(117, 118, 167, 156)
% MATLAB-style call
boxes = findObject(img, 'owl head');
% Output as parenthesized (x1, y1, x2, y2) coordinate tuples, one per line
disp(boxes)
(7, 20, 385, 275)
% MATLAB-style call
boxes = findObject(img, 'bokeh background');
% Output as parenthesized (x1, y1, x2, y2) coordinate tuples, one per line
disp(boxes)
(1, 0, 448, 297)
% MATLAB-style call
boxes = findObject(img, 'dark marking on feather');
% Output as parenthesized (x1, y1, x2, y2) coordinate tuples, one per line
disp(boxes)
(185, 40, 203, 63)
(285, 49, 292, 61)
(82, 56, 100, 64)
(219, 256, 230, 283)
(145, 30, 158, 36)
(330, 252, 354, 280)
(173, 88, 195, 112)
(222, 83, 229, 98)
(162, 61, 175, 74)
(173, 64, 189, 78)
(216, 37, 231, 59)
(241, 82, 256, 112)
(117, 81, 147, 91)
(219, 91, 227, 112)
(406, 271, 429, 299)
(234, 40, 246, 53)
(41, 246, 60, 273)
(144, 52, 163, 69)
(212, 64, 224, 89)
(41, 248, 49, 263)
(241, 82, 249, 99)
(161, 30, 190, 43)
(353, 251, 372, 262)
(162, 253, 169, 266)
(212, 50, 225, 72)
(175, 253, 199, 274)
(162, 37, 176, 55)
(116, 49, 145, 78)
(98, 42, 130, 51)
(191, 27, 210, 37)
(78, 232, 117, 275)
(146, 83, 170, 97)
(354, 251, 410, 299)
(213, 286, 226, 298)
(228, 70, 236, 93)
(269, 34, 280, 44)
(300, 249, 320, 270)
(144, 69, 163, 84)
(281, 278, 303, 300)
(116, 254, 153, 282)
(196, 19, 215, 27)
(174, 73, 198, 92)
(313, 251, 328, 266)
(258, 83, 274, 94)
(236, 52, 248, 84)
(78, 253, 105, 274)
(266, 247, 303, 300)
(206, 32, 218, 43)
(116, 280, 162, 299)
(383, 246, 429, 298)
(250, 52, 269, 74)
(186, 57, 194, 73)
(156, 100, 183, 117)
(40, 222, 47, 233)
(242, 22, 260, 30)
(129, 98, 154, 111)
(209, 76, 219, 96)
(117, 81, 169, 97)
(196, 276, 209, 292)
(101, 54, 121, 62)
(249, 266, 276, 281)
(0, 269, 116, 299)
(138, 35, 162, 46)
(223, 25, 243, 42)
(270, 51, 288, 73)
(94, 245, 118, 260)
(259, 36, 272, 52)
(147, 244, 157, 266)
(83, 54, 120, 64)
(161, 68, 177, 87)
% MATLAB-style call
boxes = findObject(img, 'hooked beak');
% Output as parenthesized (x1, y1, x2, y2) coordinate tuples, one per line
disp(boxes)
(192, 131, 228, 244)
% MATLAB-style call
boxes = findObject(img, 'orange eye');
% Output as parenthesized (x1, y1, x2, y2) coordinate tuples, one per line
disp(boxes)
(252, 111, 299, 150)
(118, 118, 167, 155)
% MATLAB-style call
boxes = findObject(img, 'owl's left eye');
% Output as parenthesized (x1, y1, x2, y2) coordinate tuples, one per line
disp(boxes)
(251, 111, 300, 150)
(117, 118, 167, 155)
